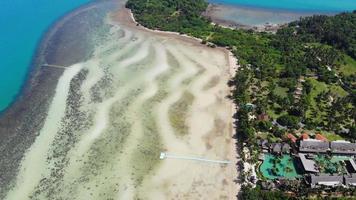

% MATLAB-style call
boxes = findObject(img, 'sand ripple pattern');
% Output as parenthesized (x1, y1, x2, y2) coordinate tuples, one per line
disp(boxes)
(5, 22, 234, 200)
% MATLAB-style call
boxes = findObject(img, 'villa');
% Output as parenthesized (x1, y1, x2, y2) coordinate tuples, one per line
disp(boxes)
(269, 143, 291, 154)
(271, 143, 282, 154)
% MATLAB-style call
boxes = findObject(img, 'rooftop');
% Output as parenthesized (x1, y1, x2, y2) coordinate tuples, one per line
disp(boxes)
(286, 133, 297, 143)
(344, 174, 356, 186)
(310, 174, 343, 188)
(330, 141, 356, 154)
(300, 133, 309, 140)
(315, 134, 328, 142)
(272, 143, 282, 153)
(299, 139, 329, 153)
(299, 153, 319, 173)
(349, 159, 356, 172)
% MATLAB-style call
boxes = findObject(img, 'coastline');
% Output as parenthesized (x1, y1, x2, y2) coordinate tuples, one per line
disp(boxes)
(204, 3, 336, 32)
(117, 7, 241, 198)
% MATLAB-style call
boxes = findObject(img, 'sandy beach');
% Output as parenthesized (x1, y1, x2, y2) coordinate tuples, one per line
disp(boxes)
(112, 8, 239, 199)
(2, 2, 239, 199)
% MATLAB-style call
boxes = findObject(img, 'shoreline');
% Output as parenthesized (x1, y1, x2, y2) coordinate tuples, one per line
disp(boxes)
(118, 7, 241, 198)
(204, 3, 337, 32)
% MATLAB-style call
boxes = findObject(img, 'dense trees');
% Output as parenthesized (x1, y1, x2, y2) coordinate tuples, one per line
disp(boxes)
(290, 11, 356, 59)
(126, 0, 356, 140)
(126, 0, 209, 32)
(239, 185, 290, 200)
(277, 114, 300, 129)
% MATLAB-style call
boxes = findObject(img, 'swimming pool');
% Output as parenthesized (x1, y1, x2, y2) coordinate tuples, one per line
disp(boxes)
(260, 154, 301, 179)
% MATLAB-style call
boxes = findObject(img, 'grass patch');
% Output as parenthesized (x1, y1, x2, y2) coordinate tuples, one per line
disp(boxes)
(267, 103, 286, 120)
(305, 78, 328, 121)
(308, 78, 328, 98)
(273, 86, 288, 98)
(323, 132, 344, 141)
(338, 55, 356, 76)
(330, 85, 348, 97)
(169, 92, 194, 136)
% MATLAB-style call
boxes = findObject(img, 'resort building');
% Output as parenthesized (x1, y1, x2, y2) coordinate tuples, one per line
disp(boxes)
(299, 139, 356, 155)
(309, 174, 343, 188)
(344, 174, 356, 186)
(268, 143, 291, 154)
(298, 153, 319, 173)
(309, 174, 356, 187)
(330, 141, 356, 155)
(271, 143, 282, 154)
(345, 159, 356, 173)
(299, 139, 329, 153)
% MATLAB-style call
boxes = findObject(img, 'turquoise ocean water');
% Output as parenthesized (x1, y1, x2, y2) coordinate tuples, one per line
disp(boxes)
(0, 0, 91, 112)
(209, 0, 356, 12)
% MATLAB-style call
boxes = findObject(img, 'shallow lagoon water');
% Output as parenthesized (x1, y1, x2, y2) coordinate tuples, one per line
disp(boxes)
(209, 0, 356, 12)
(208, 0, 356, 26)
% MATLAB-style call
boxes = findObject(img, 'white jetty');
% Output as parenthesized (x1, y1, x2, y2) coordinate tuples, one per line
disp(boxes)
(160, 152, 231, 164)
(41, 64, 67, 69)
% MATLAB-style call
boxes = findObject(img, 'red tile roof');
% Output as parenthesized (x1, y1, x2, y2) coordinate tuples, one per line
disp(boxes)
(257, 113, 269, 121)
(301, 133, 309, 140)
(287, 133, 297, 143)
(315, 133, 328, 142)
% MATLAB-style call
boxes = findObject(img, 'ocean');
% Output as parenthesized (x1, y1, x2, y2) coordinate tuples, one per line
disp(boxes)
(0, 0, 91, 112)
(209, 0, 356, 12)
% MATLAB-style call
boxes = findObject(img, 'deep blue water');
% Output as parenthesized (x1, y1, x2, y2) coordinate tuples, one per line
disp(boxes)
(209, 0, 356, 12)
(0, 0, 91, 112)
